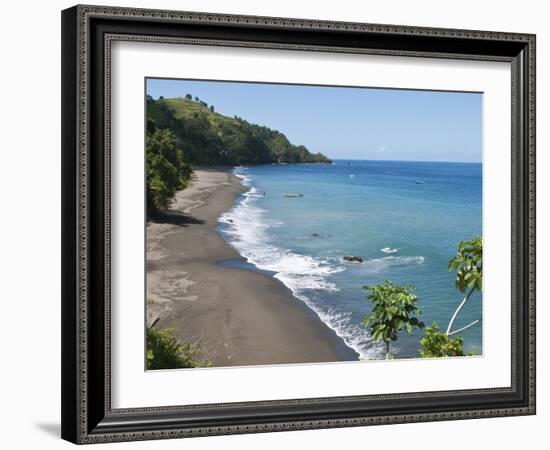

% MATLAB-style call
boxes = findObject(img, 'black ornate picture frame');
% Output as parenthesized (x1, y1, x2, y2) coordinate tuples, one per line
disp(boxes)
(61, 4, 536, 444)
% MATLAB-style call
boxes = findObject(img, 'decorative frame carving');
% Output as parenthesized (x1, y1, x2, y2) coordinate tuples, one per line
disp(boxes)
(61, 5, 536, 444)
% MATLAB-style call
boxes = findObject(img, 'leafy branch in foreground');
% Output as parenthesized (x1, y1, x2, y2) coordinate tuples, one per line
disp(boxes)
(419, 323, 469, 358)
(446, 236, 483, 336)
(146, 322, 208, 370)
(362, 281, 424, 359)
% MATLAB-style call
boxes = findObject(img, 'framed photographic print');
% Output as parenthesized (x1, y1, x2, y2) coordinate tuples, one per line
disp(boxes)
(61, 4, 536, 444)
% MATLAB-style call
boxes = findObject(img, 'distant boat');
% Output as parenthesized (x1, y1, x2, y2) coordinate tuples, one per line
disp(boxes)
(381, 247, 399, 254)
(415, 180, 425, 184)
(284, 193, 304, 198)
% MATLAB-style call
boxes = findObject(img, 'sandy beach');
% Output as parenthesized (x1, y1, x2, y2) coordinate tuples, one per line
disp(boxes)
(146, 167, 358, 367)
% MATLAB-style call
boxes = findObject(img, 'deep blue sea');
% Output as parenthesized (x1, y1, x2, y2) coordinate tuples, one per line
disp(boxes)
(217, 160, 482, 360)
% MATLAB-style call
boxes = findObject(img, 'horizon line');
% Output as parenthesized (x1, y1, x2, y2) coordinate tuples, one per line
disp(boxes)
(328, 158, 482, 164)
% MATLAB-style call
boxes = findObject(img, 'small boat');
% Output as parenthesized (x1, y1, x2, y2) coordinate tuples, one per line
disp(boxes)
(415, 180, 425, 184)
(284, 193, 304, 198)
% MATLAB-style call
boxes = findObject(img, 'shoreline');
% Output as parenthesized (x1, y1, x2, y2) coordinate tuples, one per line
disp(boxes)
(147, 166, 359, 367)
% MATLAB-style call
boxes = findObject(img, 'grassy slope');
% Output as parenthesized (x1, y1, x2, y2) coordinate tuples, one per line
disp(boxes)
(161, 98, 243, 136)
(161, 98, 236, 125)
(148, 97, 331, 164)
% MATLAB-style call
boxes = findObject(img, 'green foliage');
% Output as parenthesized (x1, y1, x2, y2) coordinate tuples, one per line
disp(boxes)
(419, 323, 468, 357)
(146, 325, 205, 370)
(147, 152, 179, 210)
(358, 236, 483, 360)
(146, 127, 192, 214)
(362, 281, 424, 358)
(448, 236, 482, 292)
(444, 235, 483, 338)
(146, 96, 332, 166)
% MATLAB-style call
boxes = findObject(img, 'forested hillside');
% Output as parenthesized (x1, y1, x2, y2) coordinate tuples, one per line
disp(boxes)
(146, 95, 331, 213)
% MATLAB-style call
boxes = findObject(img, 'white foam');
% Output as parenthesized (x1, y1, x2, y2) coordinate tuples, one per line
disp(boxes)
(290, 295, 385, 360)
(233, 166, 252, 187)
(219, 167, 384, 360)
(219, 194, 341, 292)
(361, 256, 425, 272)
(381, 247, 399, 254)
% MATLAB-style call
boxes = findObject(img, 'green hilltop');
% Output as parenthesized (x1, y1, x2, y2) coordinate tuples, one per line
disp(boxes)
(145, 95, 331, 213)
(146, 95, 332, 166)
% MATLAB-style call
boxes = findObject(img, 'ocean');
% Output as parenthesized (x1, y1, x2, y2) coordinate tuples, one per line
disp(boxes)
(217, 160, 482, 360)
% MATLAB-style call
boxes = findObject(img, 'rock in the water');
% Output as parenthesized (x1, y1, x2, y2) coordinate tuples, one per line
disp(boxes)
(343, 255, 363, 263)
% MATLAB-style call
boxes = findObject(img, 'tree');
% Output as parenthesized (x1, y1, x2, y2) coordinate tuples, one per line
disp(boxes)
(146, 117, 156, 135)
(194, 96, 199, 102)
(185, 94, 192, 100)
(210, 105, 215, 112)
(446, 236, 482, 336)
(147, 152, 180, 211)
(362, 281, 424, 359)
(419, 323, 467, 358)
(146, 128, 192, 213)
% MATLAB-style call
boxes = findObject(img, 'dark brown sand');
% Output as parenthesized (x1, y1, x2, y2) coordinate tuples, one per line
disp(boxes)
(146, 167, 358, 367)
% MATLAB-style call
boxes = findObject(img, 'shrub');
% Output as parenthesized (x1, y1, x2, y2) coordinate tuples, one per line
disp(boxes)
(419, 323, 468, 358)
(146, 326, 204, 370)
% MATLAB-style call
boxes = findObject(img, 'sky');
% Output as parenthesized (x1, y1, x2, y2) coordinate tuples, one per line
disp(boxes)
(146, 78, 482, 163)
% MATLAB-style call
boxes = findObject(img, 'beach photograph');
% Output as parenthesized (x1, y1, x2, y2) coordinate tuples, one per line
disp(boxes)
(145, 78, 483, 370)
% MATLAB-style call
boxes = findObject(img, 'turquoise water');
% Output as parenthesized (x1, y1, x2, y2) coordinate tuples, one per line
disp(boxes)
(217, 160, 482, 359)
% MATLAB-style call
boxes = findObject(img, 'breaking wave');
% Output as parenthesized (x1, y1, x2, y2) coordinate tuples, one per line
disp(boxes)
(218, 167, 425, 360)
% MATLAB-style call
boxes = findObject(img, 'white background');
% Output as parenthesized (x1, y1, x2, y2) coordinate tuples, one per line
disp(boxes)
(112, 42, 511, 408)
(0, 0, 546, 449)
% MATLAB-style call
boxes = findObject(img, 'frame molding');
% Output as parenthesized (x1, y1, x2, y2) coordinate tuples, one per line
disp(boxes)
(61, 4, 536, 444)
